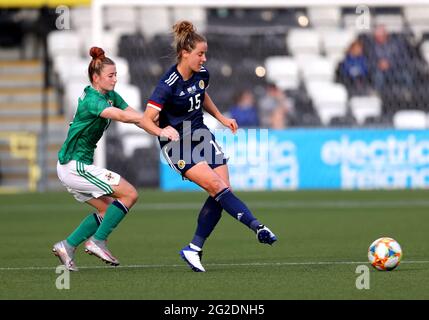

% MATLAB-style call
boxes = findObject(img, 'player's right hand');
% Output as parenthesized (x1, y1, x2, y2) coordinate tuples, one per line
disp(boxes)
(160, 126, 180, 142)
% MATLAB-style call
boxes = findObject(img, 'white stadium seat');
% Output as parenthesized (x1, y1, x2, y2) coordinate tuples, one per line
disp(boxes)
(265, 56, 299, 90)
(373, 14, 405, 33)
(139, 7, 171, 39)
(308, 7, 341, 28)
(420, 41, 429, 64)
(349, 95, 382, 125)
(54, 56, 88, 84)
(47, 30, 81, 58)
(306, 81, 348, 126)
(300, 56, 336, 83)
(105, 6, 138, 32)
(82, 32, 123, 58)
(287, 29, 321, 56)
(114, 83, 141, 110)
(403, 6, 429, 25)
(393, 110, 427, 129)
(71, 6, 91, 30)
(64, 81, 89, 121)
(404, 6, 429, 41)
(173, 7, 207, 33)
(320, 29, 356, 57)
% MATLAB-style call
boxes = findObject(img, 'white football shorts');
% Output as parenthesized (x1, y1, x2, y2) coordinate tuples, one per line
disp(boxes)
(57, 160, 121, 203)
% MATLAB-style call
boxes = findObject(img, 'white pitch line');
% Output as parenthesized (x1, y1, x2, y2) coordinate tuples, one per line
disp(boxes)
(1, 260, 428, 271)
(3, 200, 429, 212)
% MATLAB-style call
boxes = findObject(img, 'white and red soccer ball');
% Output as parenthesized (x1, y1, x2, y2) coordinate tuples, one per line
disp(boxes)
(368, 237, 403, 271)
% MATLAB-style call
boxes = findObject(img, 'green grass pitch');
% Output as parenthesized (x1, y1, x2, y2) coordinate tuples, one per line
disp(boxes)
(0, 189, 428, 299)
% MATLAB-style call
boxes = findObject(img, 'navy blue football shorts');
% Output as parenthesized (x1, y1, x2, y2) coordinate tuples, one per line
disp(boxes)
(160, 131, 228, 176)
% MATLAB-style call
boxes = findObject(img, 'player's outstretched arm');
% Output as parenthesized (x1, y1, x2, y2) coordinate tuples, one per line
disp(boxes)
(203, 93, 238, 134)
(139, 105, 179, 141)
(100, 106, 143, 124)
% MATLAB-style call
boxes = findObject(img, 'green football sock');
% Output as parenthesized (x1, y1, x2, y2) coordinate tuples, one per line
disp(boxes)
(66, 213, 102, 247)
(93, 200, 128, 241)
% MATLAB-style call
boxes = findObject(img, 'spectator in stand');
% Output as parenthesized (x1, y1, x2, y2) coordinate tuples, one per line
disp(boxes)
(338, 39, 371, 96)
(367, 25, 413, 91)
(258, 82, 292, 129)
(228, 89, 259, 128)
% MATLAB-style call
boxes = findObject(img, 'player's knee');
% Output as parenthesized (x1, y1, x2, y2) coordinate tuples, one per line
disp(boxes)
(127, 187, 139, 207)
(206, 178, 228, 196)
(132, 189, 139, 204)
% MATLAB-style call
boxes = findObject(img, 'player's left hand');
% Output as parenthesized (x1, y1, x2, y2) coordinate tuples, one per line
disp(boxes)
(221, 117, 238, 134)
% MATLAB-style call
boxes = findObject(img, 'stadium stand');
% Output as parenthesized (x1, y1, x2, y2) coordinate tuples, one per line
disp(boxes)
(2, 4, 429, 190)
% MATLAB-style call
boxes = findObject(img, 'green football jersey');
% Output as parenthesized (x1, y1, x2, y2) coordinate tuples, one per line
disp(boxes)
(58, 85, 128, 165)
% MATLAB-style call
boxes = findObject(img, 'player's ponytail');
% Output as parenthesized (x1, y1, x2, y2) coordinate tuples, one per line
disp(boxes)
(88, 46, 115, 83)
(172, 20, 206, 62)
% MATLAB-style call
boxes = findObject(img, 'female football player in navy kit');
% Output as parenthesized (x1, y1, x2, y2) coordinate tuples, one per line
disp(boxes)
(141, 21, 277, 272)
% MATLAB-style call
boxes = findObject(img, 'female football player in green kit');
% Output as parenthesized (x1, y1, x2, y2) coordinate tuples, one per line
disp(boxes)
(53, 47, 143, 271)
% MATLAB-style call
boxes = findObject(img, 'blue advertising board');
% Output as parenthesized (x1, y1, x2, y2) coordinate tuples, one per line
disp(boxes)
(160, 129, 429, 190)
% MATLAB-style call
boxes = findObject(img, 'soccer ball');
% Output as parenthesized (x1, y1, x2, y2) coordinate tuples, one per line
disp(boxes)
(368, 237, 403, 271)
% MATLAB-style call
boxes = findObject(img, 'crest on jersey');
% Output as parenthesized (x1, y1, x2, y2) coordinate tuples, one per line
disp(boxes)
(105, 172, 114, 182)
(177, 160, 186, 170)
(199, 80, 205, 89)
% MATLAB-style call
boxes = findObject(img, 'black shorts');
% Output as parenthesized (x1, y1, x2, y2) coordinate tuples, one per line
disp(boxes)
(160, 131, 228, 176)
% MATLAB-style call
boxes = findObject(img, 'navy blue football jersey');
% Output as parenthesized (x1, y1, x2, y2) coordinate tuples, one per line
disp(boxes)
(147, 64, 210, 145)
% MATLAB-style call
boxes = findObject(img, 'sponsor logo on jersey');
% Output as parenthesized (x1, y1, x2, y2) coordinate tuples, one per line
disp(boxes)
(199, 80, 205, 89)
(177, 160, 186, 170)
(187, 85, 197, 94)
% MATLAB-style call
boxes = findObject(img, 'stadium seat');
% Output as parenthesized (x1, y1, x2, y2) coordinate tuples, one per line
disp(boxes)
(113, 83, 141, 110)
(54, 56, 88, 84)
(420, 41, 429, 64)
(117, 132, 154, 158)
(105, 6, 138, 33)
(320, 28, 355, 57)
(113, 82, 151, 158)
(139, 7, 170, 39)
(110, 57, 131, 84)
(64, 81, 88, 120)
(70, 6, 91, 30)
(404, 6, 429, 41)
(393, 110, 427, 129)
(47, 30, 81, 58)
(287, 29, 321, 56)
(306, 81, 348, 125)
(265, 56, 299, 90)
(404, 5, 429, 24)
(329, 114, 356, 127)
(203, 112, 222, 131)
(300, 56, 336, 83)
(349, 95, 382, 126)
(373, 14, 405, 32)
(308, 6, 341, 28)
(82, 32, 123, 58)
(173, 7, 207, 33)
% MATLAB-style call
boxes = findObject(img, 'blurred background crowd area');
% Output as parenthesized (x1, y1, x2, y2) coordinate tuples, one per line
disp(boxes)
(1, 1, 429, 190)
